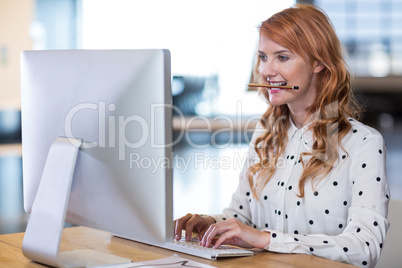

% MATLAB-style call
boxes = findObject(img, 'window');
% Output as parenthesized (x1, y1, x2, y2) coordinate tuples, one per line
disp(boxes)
(316, 0, 402, 77)
(81, 0, 294, 116)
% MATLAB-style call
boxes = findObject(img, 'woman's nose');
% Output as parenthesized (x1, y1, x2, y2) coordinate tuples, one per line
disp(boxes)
(262, 61, 278, 80)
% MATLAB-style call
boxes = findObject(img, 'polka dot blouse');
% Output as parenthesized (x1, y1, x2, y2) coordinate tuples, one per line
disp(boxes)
(212, 117, 390, 268)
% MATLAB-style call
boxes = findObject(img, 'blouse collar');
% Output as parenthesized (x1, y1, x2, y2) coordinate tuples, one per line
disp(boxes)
(288, 116, 314, 150)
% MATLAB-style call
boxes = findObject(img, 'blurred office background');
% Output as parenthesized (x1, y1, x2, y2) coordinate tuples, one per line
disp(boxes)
(0, 0, 401, 234)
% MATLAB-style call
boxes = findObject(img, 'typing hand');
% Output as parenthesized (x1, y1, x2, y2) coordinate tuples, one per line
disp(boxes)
(199, 218, 271, 249)
(174, 213, 216, 242)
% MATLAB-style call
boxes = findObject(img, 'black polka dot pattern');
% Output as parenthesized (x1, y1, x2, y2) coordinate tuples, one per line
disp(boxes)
(224, 119, 388, 267)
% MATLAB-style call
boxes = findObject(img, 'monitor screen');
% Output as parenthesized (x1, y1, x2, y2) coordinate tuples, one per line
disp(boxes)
(20, 49, 173, 245)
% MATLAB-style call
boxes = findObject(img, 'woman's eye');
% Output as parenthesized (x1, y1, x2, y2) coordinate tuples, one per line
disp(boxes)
(259, 54, 268, 61)
(278, 55, 289, 61)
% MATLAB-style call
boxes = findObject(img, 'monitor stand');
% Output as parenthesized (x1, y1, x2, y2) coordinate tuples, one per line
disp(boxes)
(22, 137, 131, 267)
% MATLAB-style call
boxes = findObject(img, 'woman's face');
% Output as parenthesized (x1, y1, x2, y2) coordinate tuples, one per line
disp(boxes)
(258, 35, 323, 113)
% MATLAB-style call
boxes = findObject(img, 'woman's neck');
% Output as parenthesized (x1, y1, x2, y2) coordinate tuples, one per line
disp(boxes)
(289, 108, 308, 129)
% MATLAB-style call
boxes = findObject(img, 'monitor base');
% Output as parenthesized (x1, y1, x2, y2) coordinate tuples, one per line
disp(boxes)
(22, 137, 131, 267)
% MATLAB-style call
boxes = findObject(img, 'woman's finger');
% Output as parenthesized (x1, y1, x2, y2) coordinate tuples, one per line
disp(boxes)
(174, 213, 193, 240)
(212, 228, 241, 248)
(185, 214, 207, 241)
(201, 220, 236, 247)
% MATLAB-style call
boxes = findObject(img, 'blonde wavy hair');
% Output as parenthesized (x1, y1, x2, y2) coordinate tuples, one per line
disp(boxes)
(248, 4, 363, 199)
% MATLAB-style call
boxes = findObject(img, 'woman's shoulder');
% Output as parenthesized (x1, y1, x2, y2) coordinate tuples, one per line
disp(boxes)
(343, 117, 385, 146)
(347, 118, 383, 137)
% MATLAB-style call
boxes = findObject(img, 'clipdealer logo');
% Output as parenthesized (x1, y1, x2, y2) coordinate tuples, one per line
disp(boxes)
(63, 100, 341, 170)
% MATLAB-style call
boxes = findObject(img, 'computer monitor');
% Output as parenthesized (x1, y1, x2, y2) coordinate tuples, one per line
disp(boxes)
(20, 49, 173, 266)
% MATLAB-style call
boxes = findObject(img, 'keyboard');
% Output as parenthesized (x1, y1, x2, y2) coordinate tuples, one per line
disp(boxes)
(165, 238, 254, 260)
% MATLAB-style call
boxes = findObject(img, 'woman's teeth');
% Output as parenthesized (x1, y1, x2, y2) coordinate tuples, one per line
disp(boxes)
(270, 82, 287, 86)
(270, 82, 287, 90)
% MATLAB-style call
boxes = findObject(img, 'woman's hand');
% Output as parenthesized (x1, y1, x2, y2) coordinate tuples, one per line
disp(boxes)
(200, 218, 271, 249)
(174, 213, 216, 241)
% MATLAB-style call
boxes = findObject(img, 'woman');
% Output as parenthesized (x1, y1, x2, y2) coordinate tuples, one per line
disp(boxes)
(174, 4, 390, 267)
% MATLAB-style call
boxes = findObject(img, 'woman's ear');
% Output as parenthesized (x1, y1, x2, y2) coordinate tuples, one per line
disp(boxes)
(313, 61, 325, 74)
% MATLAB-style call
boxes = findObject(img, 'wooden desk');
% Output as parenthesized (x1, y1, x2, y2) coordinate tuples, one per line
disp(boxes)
(0, 226, 357, 268)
